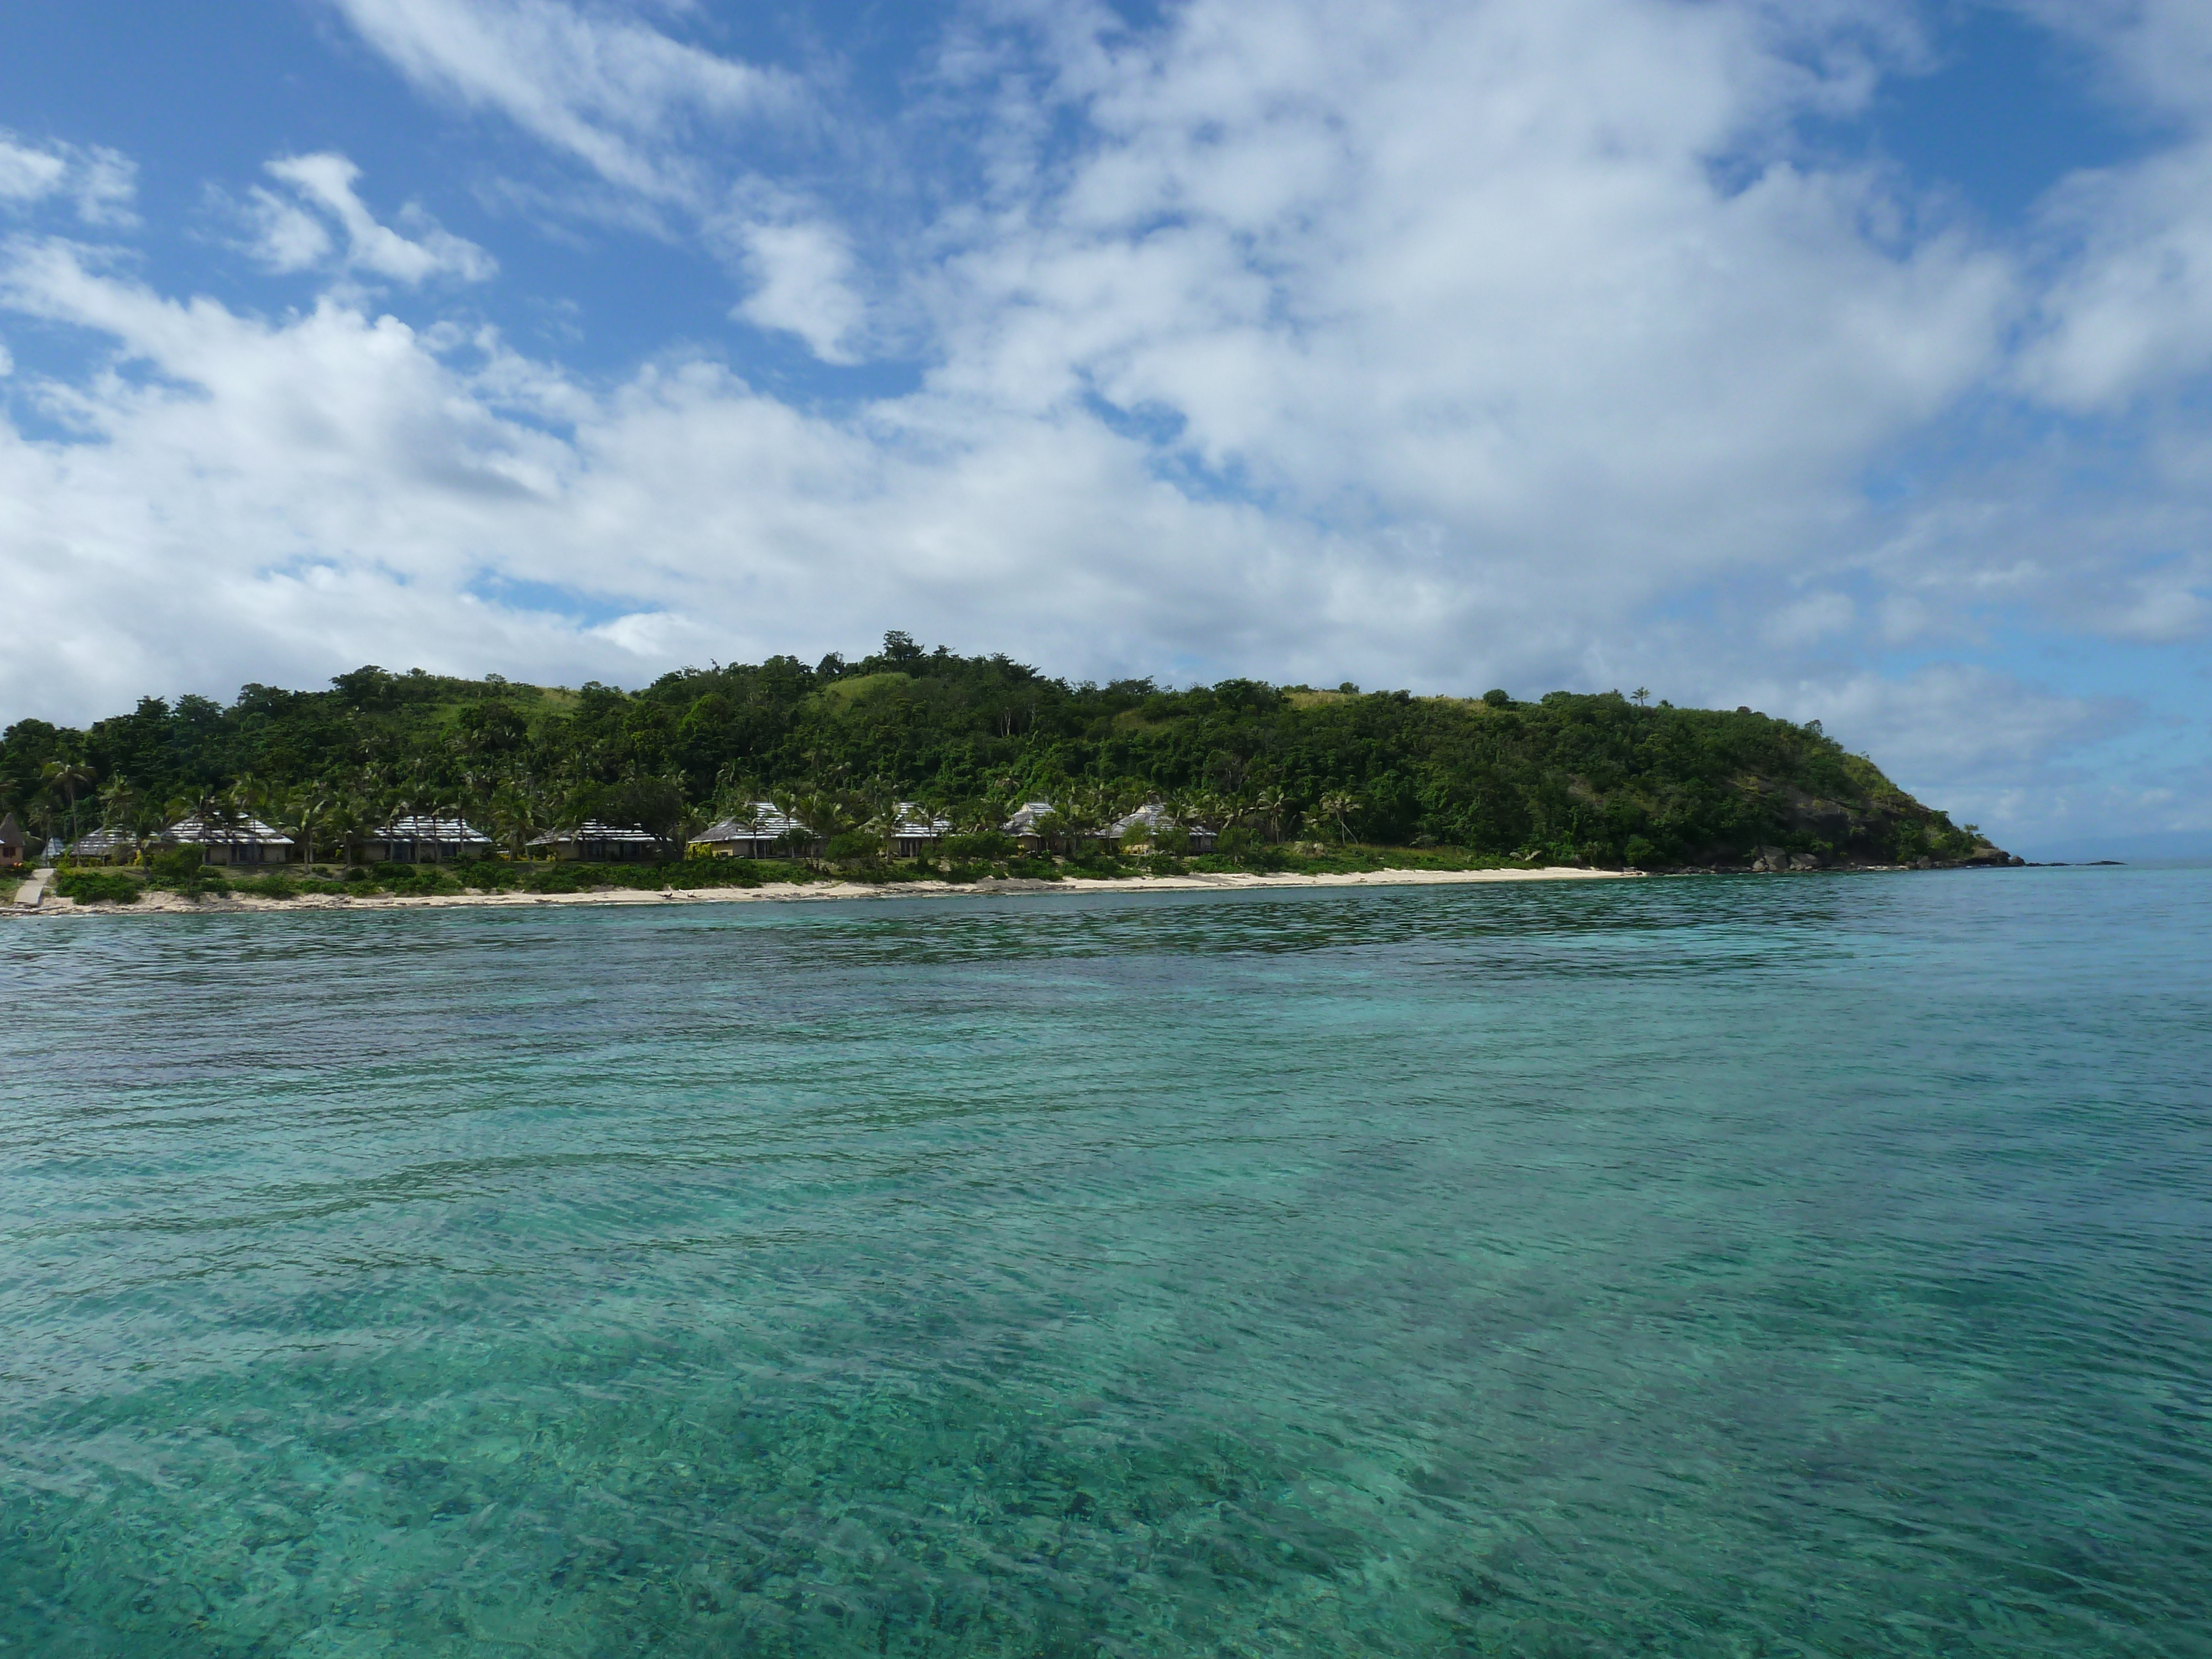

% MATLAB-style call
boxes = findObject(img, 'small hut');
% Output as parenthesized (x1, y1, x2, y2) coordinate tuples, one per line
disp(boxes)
(688, 804, 822, 859)
(1109, 802, 1218, 853)
(0, 813, 25, 868)
(999, 801, 1058, 852)
(65, 827, 138, 864)
(528, 820, 663, 862)
(889, 804, 954, 857)
(365, 815, 493, 864)
(155, 816, 296, 866)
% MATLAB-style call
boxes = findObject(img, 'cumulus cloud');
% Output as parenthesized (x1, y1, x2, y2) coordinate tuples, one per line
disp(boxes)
(246, 153, 495, 284)
(731, 219, 865, 361)
(920, 0, 2012, 594)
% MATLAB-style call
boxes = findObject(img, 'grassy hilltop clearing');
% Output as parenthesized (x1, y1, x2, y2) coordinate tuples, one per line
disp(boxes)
(1, 632, 2007, 877)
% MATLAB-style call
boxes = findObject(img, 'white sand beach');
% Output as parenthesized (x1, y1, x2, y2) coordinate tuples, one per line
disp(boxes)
(12, 863, 1636, 919)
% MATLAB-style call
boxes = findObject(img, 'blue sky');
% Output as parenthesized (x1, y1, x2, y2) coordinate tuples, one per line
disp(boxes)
(2, 0, 2210, 854)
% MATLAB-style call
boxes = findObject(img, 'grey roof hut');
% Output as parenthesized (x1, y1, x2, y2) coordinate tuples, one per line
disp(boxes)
(999, 801, 1058, 850)
(65, 827, 138, 863)
(366, 815, 493, 863)
(155, 815, 296, 865)
(1109, 802, 1217, 853)
(889, 804, 954, 857)
(688, 803, 821, 859)
(528, 820, 663, 862)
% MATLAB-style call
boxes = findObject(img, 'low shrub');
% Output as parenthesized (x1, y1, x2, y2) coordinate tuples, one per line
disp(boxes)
(229, 874, 300, 900)
(55, 869, 141, 905)
(455, 859, 529, 891)
(146, 845, 208, 884)
(145, 845, 224, 895)
(662, 860, 764, 890)
(1062, 854, 1134, 880)
(945, 832, 1016, 860)
(387, 868, 462, 896)
(1003, 857, 1062, 882)
(847, 858, 936, 883)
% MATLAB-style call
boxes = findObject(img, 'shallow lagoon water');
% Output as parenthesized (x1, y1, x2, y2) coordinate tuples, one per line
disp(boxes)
(2, 869, 2208, 1656)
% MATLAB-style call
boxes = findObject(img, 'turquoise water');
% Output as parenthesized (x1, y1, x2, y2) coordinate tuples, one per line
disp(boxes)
(2, 870, 2208, 1657)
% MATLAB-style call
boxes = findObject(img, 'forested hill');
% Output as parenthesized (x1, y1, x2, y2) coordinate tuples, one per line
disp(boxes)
(1, 633, 2005, 869)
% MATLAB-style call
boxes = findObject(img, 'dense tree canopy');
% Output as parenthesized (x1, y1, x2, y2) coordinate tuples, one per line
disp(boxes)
(1, 634, 1989, 867)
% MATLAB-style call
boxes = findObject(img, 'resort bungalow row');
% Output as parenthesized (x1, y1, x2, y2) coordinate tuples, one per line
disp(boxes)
(687, 802, 956, 859)
(103, 815, 300, 865)
(61, 814, 502, 866)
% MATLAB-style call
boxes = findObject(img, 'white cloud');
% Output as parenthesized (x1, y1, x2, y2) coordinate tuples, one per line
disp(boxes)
(0, 130, 135, 225)
(248, 153, 494, 284)
(0, 138, 67, 206)
(731, 220, 865, 362)
(6, 0, 2212, 843)
(330, 0, 799, 203)
(2016, 139, 2212, 409)
(918, 0, 2012, 598)
(1762, 591, 1857, 647)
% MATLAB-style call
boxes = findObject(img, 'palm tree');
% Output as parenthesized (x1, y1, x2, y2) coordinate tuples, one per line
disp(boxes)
(1250, 785, 1288, 843)
(777, 784, 856, 867)
(487, 784, 546, 860)
(40, 760, 96, 843)
(335, 774, 395, 868)
(855, 776, 905, 858)
(1191, 790, 1235, 839)
(262, 781, 337, 870)
(25, 794, 59, 862)
(1319, 790, 1359, 844)
(94, 773, 140, 860)
(1051, 786, 1110, 855)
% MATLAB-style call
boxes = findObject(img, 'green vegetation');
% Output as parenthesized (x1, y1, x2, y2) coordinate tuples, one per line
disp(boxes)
(51, 869, 140, 905)
(1, 633, 1999, 876)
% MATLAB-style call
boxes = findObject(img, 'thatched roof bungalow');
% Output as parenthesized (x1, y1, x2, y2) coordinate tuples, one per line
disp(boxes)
(688, 803, 821, 859)
(366, 815, 492, 864)
(65, 827, 138, 864)
(890, 804, 954, 857)
(528, 820, 662, 862)
(155, 816, 296, 865)
(0, 812, 25, 868)
(999, 801, 1058, 852)
(1109, 802, 1217, 853)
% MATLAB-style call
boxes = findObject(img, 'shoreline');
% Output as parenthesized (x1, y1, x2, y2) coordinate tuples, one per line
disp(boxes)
(11, 863, 1640, 919)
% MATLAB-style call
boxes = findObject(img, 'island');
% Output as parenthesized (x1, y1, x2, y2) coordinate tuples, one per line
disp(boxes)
(2, 633, 2015, 912)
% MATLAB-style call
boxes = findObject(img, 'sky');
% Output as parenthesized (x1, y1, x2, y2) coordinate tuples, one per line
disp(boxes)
(1, 0, 2209, 856)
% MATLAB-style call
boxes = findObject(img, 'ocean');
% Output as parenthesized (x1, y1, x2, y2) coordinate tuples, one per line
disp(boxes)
(2, 868, 2206, 1656)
